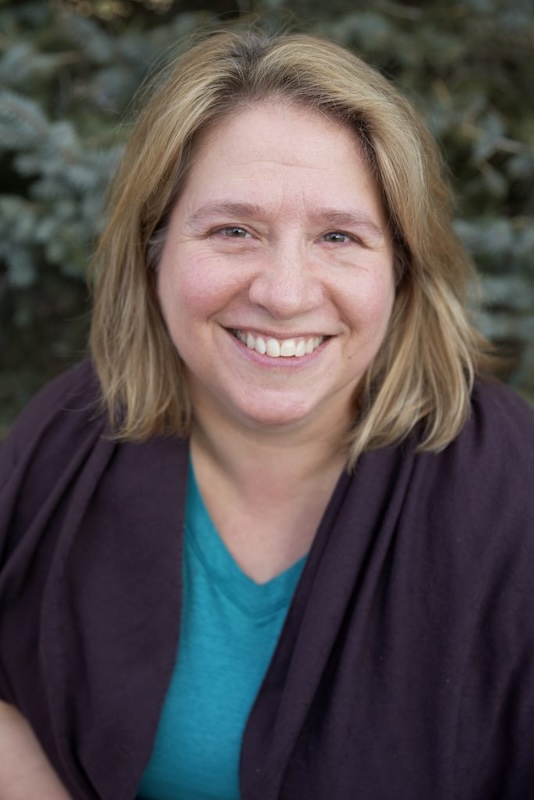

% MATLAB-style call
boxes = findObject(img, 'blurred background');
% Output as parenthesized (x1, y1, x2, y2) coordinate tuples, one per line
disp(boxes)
(1, 0, 533, 435)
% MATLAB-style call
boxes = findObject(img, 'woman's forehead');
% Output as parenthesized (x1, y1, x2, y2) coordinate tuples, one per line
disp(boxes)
(176, 101, 386, 223)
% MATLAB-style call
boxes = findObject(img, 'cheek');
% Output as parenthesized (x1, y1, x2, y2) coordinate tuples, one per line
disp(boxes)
(157, 261, 205, 321)
(156, 265, 191, 337)
(157, 253, 244, 333)
(344, 271, 396, 335)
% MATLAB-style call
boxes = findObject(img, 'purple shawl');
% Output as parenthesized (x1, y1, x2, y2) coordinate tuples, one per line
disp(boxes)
(1, 360, 534, 799)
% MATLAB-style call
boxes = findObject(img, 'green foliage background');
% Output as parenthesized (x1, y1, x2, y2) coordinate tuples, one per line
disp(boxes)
(1, 0, 533, 434)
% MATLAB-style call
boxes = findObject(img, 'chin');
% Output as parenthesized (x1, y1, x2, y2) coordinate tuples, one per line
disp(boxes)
(233, 399, 323, 430)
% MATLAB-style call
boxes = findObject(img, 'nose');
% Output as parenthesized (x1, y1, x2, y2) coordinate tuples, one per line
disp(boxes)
(248, 241, 324, 320)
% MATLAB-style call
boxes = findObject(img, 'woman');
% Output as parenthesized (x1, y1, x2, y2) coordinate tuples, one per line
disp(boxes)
(1, 27, 533, 800)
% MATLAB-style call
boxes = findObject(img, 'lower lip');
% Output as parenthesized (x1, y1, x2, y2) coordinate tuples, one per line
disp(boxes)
(227, 330, 327, 367)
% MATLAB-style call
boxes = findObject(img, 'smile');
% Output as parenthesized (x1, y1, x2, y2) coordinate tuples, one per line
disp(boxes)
(231, 329, 326, 358)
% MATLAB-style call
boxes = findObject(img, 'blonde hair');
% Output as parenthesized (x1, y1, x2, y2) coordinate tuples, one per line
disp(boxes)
(90, 26, 494, 464)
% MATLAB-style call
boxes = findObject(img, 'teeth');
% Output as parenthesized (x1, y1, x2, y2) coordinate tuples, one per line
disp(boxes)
(234, 330, 324, 358)
(280, 339, 296, 357)
(266, 338, 281, 357)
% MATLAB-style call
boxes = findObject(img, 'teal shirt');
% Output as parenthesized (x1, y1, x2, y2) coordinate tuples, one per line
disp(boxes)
(138, 463, 305, 800)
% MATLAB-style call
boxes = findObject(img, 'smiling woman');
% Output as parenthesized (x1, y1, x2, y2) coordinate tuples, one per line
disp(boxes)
(1, 25, 534, 800)
(155, 102, 395, 435)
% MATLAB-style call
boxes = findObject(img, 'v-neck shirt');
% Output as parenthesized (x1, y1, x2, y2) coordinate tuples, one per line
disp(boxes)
(137, 461, 306, 799)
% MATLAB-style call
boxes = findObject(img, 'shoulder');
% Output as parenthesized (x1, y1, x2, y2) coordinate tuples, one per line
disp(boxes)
(382, 379, 534, 574)
(399, 378, 534, 493)
(470, 377, 534, 448)
(400, 379, 534, 591)
(0, 359, 105, 485)
(447, 377, 534, 482)
(423, 377, 534, 494)
(9, 358, 101, 433)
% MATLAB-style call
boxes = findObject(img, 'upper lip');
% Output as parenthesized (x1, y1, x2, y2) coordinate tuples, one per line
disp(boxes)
(227, 326, 332, 340)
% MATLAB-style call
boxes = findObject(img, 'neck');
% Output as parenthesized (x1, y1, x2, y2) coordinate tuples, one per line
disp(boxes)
(190, 401, 349, 505)
(188, 399, 351, 583)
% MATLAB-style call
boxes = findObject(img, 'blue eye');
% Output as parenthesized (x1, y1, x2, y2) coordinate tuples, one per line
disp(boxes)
(323, 231, 351, 243)
(219, 226, 249, 238)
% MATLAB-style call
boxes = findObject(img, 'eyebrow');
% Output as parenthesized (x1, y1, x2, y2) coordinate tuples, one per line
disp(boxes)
(314, 209, 387, 241)
(187, 202, 264, 227)
(186, 202, 387, 241)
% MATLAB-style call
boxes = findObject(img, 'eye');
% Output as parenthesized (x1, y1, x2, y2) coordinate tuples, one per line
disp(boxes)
(322, 231, 354, 244)
(215, 226, 250, 238)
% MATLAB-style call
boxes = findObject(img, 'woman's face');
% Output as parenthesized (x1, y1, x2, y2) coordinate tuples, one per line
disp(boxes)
(157, 102, 395, 437)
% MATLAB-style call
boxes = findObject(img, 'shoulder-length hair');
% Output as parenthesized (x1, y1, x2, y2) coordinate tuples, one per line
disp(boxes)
(90, 26, 494, 465)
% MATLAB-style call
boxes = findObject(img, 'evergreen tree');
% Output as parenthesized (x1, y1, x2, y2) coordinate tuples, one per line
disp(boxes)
(1, 0, 533, 432)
